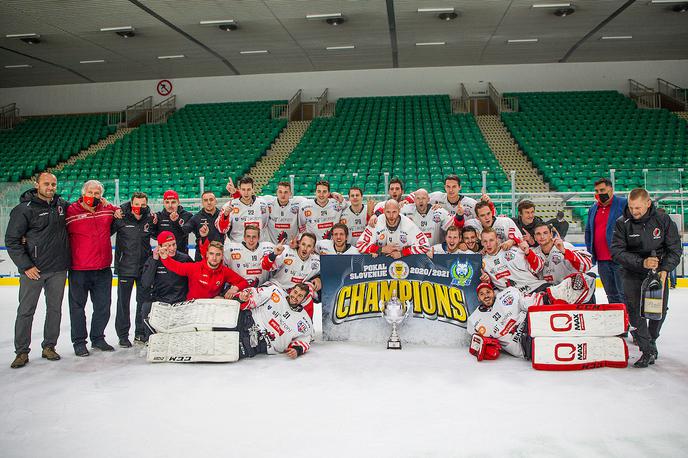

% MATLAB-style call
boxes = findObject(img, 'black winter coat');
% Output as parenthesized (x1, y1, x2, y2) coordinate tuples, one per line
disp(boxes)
(140, 251, 193, 303)
(111, 202, 154, 277)
(155, 205, 194, 252)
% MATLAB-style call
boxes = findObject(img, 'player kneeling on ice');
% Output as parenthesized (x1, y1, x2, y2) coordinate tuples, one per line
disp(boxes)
(146, 283, 313, 363)
(467, 274, 629, 370)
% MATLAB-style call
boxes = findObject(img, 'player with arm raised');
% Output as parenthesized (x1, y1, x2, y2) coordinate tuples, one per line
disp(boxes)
(371, 177, 415, 216)
(299, 180, 343, 241)
(223, 226, 274, 287)
(356, 200, 430, 258)
(532, 222, 592, 285)
(428, 174, 479, 219)
(261, 181, 306, 245)
(317, 223, 360, 255)
(401, 188, 460, 247)
(215, 176, 268, 243)
(460, 201, 522, 251)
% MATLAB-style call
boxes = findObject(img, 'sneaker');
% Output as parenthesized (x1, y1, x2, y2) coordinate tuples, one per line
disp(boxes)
(134, 335, 146, 344)
(10, 353, 29, 369)
(74, 344, 90, 357)
(633, 352, 656, 368)
(41, 346, 61, 361)
(119, 338, 132, 348)
(92, 340, 115, 352)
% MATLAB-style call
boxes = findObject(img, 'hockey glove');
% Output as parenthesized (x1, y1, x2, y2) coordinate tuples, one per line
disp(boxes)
(469, 334, 501, 361)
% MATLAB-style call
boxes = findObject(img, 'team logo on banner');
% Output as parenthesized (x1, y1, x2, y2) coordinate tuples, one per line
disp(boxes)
(450, 260, 474, 287)
(389, 260, 409, 279)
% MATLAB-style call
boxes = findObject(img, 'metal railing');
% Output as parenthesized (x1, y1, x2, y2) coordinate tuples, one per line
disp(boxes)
(488, 82, 519, 113)
(629, 79, 661, 109)
(288, 89, 302, 120)
(658, 78, 688, 110)
(315, 88, 328, 117)
(107, 111, 123, 127)
(147, 95, 176, 124)
(0, 102, 21, 130)
(125, 96, 152, 127)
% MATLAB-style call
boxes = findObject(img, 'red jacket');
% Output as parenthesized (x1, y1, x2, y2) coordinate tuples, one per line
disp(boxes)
(66, 199, 117, 271)
(161, 255, 249, 300)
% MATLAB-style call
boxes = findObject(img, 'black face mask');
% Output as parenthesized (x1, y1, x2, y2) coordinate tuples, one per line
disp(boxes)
(91, 197, 101, 207)
(597, 193, 610, 204)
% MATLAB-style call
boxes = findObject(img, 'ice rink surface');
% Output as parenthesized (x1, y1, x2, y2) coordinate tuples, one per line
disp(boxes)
(1, 286, 687, 458)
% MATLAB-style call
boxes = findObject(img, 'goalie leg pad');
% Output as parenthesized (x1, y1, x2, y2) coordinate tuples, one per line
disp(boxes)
(148, 299, 240, 333)
(546, 273, 596, 305)
(528, 304, 629, 337)
(469, 334, 501, 361)
(147, 331, 240, 363)
(531, 336, 628, 371)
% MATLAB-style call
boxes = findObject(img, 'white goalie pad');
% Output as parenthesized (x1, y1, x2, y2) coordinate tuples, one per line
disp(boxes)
(531, 337, 628, 371)
(148, 299, 240, 333)
(528, 304, 628, 337)
(546, 273, 596, 305)
(147, 331, 240, 363)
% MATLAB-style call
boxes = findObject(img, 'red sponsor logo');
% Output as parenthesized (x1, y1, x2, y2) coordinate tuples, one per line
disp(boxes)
(500, 319, 517, 336)
(317, 222, 334, 229)
(291, 277, 304, 283)
(244, 221, 259, 227)
(550, 313, 573, 332)
(275, 223, 291, 229)
(495, 270, 511, 280)
(246, 269, 262, 275)
(554, 343, 576, 362)
(269, 319, 284, 336)
(352, 231, 363, 237)
(416, 233, 424, 239)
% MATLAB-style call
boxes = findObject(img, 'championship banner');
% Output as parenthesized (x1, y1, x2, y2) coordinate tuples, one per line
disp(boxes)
(321, 254, 482, 346)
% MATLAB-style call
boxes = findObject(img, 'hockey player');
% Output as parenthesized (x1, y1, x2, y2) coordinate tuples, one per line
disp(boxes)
(261, 181, 306, 245)
(431, 226, 464, 255)
(356, 200, 430, 258)
(299, 180, 343, 240)
(372, 177, 415, 215)
(428, 174, 479, 219)
(467, 275, 596, 360)
(262, 233, 320, 291)
(460, 201, 522, 249)
(183, 191, 224, 261)
(223, 226, 274, 287)
(459, 227, 481, 253)
(339, 186, 370, 245)
(401, 189, 458, 246)
(480, 227, 547, 294)
(215, 176, 268, 243)
(317, 223, 360, 255)
(154, 189, 194, 254)
(532, 222, 592, 285)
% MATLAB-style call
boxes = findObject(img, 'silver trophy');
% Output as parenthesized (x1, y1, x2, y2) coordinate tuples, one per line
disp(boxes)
(380, 295, 412, 350)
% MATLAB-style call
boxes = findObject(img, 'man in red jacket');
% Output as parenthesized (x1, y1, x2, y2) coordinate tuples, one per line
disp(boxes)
(159, 241, 249, 299)
(65, 180, 118, 357)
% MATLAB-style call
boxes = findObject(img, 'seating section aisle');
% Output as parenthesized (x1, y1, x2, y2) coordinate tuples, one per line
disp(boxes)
(53, 101, 287, 202)
(502, 91, 687, 223)
(0, 115, 115, 182)
(262, 95, 510, 195)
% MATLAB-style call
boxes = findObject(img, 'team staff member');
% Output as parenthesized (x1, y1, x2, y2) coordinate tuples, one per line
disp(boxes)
(512, 200, 543, 247)
(155, 189, 193, 254)
(183, 190, 223, 261)
(611, 188, 681, 368)
(160, 241, 249, 299)
(6, 173, 70, 369)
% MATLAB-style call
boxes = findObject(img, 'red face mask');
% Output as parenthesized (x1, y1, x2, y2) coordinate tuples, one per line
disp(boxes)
(132, 206, 142, 215)
(83, 196, 100, 207)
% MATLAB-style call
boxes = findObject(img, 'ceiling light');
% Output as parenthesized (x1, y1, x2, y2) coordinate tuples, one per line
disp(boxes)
(649, 0, 684, 3)
(507, 38, 539, 43)
(326, 45, 355, 50)
(240, 50, 269, 55)
(157, 54, 185, 59)
(417, 7, 455, 13)
(600, 35, 633, 40)
(80, 60, 105, 64)
(5, 33, 40, 39)
(306, 13, 343, 20)
(100, 26, 134, 32)
(415, 42, 446, 46)
(532, 3, 572, 7)
(554, 7, 576, 16)
(4, 64, 32, 69)
(199, 19, 236, 25)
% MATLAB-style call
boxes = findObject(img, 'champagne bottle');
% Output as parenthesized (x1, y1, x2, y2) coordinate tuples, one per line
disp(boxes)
(640, 250, 664, 321)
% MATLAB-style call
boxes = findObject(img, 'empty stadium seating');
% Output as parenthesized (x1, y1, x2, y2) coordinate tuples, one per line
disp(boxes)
(262, 95, 511, 196)
(0, 114, 115, 182)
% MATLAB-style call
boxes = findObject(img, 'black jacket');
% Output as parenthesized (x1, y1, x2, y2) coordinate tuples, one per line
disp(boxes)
(155, 205, 193, 253)
(512, 215, 544, 246)
(611, 203, 682, 276)
(5, 189, 71, 273)
(111, 202, 154, 277)
(183, 208, 223, 260)
(546, 218, 570, 239)
(140, 251, 193, 303)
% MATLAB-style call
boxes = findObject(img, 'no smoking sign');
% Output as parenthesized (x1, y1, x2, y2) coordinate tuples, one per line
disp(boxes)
(157, 79, 173, 96)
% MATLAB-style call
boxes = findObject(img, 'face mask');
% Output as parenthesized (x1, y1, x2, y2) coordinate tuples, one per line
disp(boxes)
(132, 206, 148, 216)
(83, 196, 100, 207)
(596, 193, 610, 204)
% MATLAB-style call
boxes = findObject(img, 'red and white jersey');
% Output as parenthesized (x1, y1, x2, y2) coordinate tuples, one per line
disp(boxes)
(262, 195, 305, 245)
(339, 204, 368, 245)
(401, 205, 454, 246)
(316, 239, 360, 255)
(223, 241, 275, 287)
(432, 243, 474, 255)
(465, 217, 522, 244)
(262, 247, 320, 290)
(533, 243, 593, 285)
(356, 214, 430, 256)
(243, 283, 313, 355)
(216, 197, 268, 243)
(429, 192, 478, 220)
(299, 198, 343, 240)
(467, 287, 544, 358)
(373, 196, 414, 215)
(483, 247, 546, 294)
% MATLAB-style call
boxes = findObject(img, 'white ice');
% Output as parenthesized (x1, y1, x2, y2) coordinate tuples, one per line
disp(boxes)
(1, 286, 687, 458)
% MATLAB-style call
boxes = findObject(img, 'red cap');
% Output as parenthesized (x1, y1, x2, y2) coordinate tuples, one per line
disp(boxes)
(163, 190, 179, 201)
(476, 282, 493, 294)
(157, 231, 175, 246)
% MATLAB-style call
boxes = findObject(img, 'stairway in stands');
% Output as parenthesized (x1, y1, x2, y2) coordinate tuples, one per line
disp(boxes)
(249, 121, 311, 193)
(476, 115, 564, 220)
(675, 112, 688, 123)
(45, 128, 135, 175)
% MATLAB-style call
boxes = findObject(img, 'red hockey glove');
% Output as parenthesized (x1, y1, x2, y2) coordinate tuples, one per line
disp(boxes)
(469, 334, 501, 361)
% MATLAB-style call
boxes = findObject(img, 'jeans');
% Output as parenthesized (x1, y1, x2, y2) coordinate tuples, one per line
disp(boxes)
(597, 260, 625, 304)
(69, 268, 112, 346)
(15, 271, 67, 354)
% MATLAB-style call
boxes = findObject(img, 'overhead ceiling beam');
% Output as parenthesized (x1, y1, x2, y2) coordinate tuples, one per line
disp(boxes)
(559, 0, 637, 62)
(127, 0, 240, 74)
(385, 0, 399, 68)
(0, 45, 94, 82)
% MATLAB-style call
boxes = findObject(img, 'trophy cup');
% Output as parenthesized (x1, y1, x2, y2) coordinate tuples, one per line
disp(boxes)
(380, 294, 412, 350)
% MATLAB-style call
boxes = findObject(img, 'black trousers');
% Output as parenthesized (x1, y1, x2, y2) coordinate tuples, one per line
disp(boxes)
(623, 272, 669, 354)
(69, 268, 112, 346)
(115, 276, 147, 339)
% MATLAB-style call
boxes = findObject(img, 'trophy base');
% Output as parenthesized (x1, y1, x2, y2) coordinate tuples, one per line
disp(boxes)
(387, 340, 402, 350)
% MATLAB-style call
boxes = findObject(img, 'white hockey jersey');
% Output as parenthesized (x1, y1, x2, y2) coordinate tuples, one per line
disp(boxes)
(223, 241, 275, 287)
(316, 239, 360, 255)
(401, 205, 454, 246)
(243, 283, 313, 355)
(355, 214, 430, 255)
(533, 242, 593, 285)
(467, 287, 543, 358)
(465, 216, 522, 243)
(429, 192, 478, 220)
(262, 195, 305, 244)
(299, 198, 343, 240)
(482, 247, 546, 294)
(263, 247, 321, 290)
(432, 243, 474, 255)
(217, 197, 269, 243)
(339, 204, 368, 245)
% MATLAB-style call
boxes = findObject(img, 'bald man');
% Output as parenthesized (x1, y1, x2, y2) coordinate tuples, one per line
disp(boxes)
(356, 200, 429, 258)
(402, 188, 459, 246)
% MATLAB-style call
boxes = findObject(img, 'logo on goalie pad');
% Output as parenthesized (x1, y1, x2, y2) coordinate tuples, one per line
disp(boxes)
(168, 356, 192, 362)
(554, 343, 587, 362)
(550, 313, 586, 332)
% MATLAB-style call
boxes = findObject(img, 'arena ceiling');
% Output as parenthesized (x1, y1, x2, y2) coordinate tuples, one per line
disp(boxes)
(0, 0, 687, 88)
